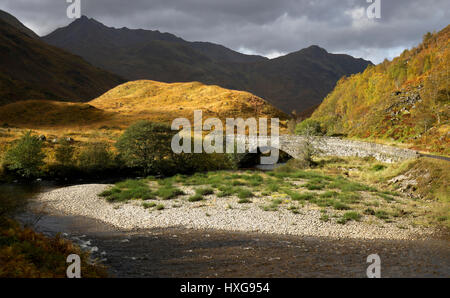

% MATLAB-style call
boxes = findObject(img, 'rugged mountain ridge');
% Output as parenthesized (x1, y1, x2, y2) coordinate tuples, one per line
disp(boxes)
(43, 16, 372, 114)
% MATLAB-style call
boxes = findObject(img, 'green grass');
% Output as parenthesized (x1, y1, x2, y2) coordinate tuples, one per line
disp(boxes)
(155, 204, 165, 210)
(319, 191, 339, 198)
(262, 204, 278, 212)
(377, 193, 396, 202)
(142, 202, 157, 209)
(303, 179, 327, 190)
(188, 194, 203, 202)
(156, 187, 184, 200)
(372, 164, 387, 171)
(310, 198, 333, 208)
(364, 208, 376, 215)
(329, 178, 370, 192)
(293, 192, 317, 201)
(380, 190, 400, 197)
(237, 189, 253, 199)
(375, 210, 390, 220)
(272, 199, 283, 205)
(195, 187, 214, 196)
(320, 214, 330, 222)
(288, 205, 300, 214)
(157, 178, 174, 187)
(238, 198, 252, 204)
(266, 183, 280, 193)
(99, 187, 121, 198)
(333, 202, 351, 210)
(337, 192, 361, 204)
(231, 180, 247, 186)
(116, 179, 147, 189)
(338, 212, 361, 224)
(99, 180, 154, 202)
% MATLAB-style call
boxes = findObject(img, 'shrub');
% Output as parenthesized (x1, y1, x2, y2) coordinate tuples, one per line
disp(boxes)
(55, 139, 75, 166)
(0, 220, 107, 278)
(78, 142, 114, 172)
(116, 121, 175, 175)
(3, 131, 45, 178)
(295, 119, 323, 136)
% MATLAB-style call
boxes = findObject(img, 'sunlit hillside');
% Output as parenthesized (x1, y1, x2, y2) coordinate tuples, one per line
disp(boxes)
(0, 80, 288, 167)
(90, 80, 287, 124)
(0, 100, 112, 127)
(311, 25, 449, 155)
(0, 80, 288, 155)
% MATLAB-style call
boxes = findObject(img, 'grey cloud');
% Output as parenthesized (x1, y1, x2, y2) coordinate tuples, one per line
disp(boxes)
(0, 0, 448, 63)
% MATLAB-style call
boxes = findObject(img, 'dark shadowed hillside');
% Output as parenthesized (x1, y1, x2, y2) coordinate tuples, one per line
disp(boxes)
(0, 10, 39, 39)
(0, 11, 124, 106)
(43, 16, 372, 114)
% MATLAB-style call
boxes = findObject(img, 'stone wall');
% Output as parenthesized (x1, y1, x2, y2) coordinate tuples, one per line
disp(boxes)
(309, 137, 419, 163)
(231, 135, 419, 163)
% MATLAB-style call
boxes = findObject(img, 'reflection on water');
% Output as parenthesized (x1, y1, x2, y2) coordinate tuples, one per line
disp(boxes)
(0, 182, 54, 219)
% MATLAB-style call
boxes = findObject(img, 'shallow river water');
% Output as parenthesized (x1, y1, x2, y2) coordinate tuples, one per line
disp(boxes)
(3, 182, 450, 278)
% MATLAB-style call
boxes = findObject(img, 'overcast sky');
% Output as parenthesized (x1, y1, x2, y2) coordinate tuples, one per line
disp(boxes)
(1, 0, 449, 64)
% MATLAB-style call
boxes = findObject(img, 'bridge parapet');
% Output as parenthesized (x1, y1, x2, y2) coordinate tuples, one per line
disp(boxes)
(226, 135, 419, 163)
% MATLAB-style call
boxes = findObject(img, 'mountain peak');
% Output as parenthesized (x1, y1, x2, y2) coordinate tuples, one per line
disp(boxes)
(305, 45, 328, 54)
(70, 15, 105, 28)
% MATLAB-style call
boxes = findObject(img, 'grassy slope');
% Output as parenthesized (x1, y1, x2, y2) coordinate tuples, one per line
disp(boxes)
(0, 100, 114, 127)
(311, 25, 449, 155)
(90, 80, 287, 124)
(0, 80, 287, 130)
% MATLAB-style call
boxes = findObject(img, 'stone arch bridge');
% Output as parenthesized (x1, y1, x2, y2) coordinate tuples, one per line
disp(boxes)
(227, 135, 419, 163)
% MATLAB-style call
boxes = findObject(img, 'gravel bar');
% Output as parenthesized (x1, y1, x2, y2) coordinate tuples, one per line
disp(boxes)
(33, 184, 438, 240)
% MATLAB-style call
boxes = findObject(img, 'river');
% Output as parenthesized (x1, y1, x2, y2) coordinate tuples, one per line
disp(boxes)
(2, 181, 450, 278)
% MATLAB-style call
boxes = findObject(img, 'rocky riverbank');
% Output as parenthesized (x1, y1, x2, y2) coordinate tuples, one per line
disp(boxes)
(32, 184, 440, 240)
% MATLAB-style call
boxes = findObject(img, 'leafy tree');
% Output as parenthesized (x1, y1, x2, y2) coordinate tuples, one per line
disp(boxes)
(55, 139, 75, 166)
(3, 131, 46, 178)
(295, 119, 323, 136)
(116, 121, 175, 175)
(298, 126, 324, 167)
(78, 142, 114, 172)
